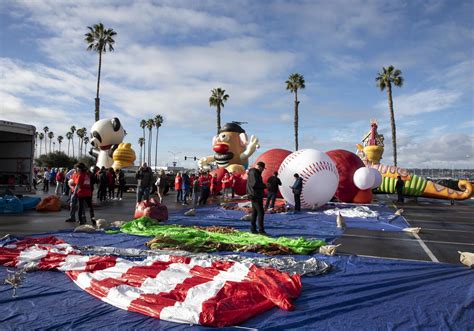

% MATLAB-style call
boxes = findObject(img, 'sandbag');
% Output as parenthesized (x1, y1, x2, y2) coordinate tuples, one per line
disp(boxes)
(36, 195, 61, 212)
(0, 195, 24, 214)
(458, 251, 474, 267)
(134, 198, 168, 221)
(74, 224, 96, 233)
(95, 219, 109, 229)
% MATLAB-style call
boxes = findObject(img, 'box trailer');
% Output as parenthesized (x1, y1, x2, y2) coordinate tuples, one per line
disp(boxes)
(0, 120, 36, 195)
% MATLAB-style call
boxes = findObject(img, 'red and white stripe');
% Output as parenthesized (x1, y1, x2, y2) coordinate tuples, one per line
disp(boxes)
(0, 237, 301, 327)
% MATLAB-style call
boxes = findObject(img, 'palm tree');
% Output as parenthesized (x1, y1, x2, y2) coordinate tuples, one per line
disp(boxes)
(76, 128, 85, 157)
(145, 119, 154, 166)
(38, 133, 44, 156)
(48, 131, 54, 154)
(285, 73, 306, 151)
(85, 23, 117, 122)
(80, 127, 87, 155)
(57, 135, 64, 153)
(66, 132, 73, 156)
(140, 119, 147, 163)
(376, 65, 404, 166)
(209, 88, 229, 134)
(154, 114, 164, 169)
(34, 132, 39, 157)
(70, 126, 76, 157)
(83, 136, 90, 156)
(43, 126, 49, 153)
(138, 137, 145, 165)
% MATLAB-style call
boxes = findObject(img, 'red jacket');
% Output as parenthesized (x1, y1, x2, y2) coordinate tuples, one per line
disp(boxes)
(74, 172, 92, 198)
(174, 176, 182, 190)
(198, 175, 210, 188)
(222, 177, 232, 189)
(56, 172, 65, 183)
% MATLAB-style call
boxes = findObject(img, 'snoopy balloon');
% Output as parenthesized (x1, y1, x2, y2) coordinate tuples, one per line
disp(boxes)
(90, 118, 125, 169)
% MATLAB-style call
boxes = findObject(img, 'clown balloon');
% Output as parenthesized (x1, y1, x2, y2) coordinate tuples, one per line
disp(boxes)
(198, 122, 259, 174)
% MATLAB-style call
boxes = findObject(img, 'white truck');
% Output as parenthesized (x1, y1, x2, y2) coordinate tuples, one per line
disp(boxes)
(0, 120, 36, 196)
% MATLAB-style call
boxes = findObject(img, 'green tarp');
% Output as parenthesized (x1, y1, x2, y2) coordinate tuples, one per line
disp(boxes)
(119, 217, 326, 255)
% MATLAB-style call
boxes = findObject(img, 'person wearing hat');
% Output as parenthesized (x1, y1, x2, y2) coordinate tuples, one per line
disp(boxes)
(246, 161, 267, 235)
(290, 173, 303, 212)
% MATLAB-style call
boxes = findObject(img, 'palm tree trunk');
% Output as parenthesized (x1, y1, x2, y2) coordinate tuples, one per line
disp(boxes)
(49, 139, 52, 154)
(217, 105, 221, 134)
(155, 127, 159, 169)
(139, 145, 142, 165)
(40, 141, 42, 156)
(294, 91, 299, 151)
(95, 50, 102, 122)
(148, 129, 152, 166)
(68, 140, 70, 156)
(387, 83, 397, 166)
(71, 137, 75, 158)
(142, 128, 146, 165)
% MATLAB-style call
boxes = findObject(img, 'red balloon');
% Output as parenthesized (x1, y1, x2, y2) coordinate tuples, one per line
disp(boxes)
(352, 189, 373, 204)
(252, 149, 292, 198)
(210, 167, 228, 193)
(326, 149, 365, 203)
(232, 172, 248, 196)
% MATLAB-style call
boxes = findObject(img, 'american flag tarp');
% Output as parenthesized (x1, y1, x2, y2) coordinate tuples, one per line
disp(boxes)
(0, 236, 302, 327)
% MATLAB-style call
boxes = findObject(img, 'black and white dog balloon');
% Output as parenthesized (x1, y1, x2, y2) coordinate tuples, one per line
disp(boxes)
(89, 118, 125, 169)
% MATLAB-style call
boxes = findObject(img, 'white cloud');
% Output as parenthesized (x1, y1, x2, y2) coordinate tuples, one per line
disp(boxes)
(396, 133, 474, 168)
(321, 53, 364, 76)
(376, 89, 462, 116)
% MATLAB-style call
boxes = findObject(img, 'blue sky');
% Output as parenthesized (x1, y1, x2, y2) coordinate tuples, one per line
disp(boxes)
(0, 0, 473, 168)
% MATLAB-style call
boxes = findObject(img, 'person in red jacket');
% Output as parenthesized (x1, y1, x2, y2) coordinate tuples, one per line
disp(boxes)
(189, 174, 196, 200)
(229, 172, 236, 199)
(72, 163, 96, 226)
(221, 173, 232, 199)
(211, 173, 221, 196)
(175, 172, 183, 203)
(55, 169, 65, 196)
(198, 172, 210, 205)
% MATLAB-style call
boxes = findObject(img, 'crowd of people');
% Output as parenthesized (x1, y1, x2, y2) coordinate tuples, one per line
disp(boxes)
(34, 161, 305, 235)
(135, 163, 239, 209)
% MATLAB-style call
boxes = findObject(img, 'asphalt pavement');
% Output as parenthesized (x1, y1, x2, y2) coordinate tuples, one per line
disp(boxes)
(0, 190, 472, 265)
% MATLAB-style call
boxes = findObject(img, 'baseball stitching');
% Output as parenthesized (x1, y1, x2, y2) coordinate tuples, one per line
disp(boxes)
(278, 150, 305, 173)
(299, 160, 338, 207)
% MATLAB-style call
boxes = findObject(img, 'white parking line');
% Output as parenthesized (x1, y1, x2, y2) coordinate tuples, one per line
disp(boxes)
(390, 197, 439, 262)
(341, 233, 474, 246)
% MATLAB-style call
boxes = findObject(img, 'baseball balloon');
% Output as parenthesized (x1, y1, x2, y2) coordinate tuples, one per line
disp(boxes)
(278, 149, 339, 208)
(353, 167, 375, 190)
(370, 168, 382, 189)
(326, 149, 365, 202)
(253, 148, 292, 198)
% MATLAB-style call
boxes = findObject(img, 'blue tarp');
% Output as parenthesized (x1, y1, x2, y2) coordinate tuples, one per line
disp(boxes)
(20, 196, 41, 210)
(1, 231, 472, 330)
(0, 196, 23, 214)
(166, 203, 409, 244)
